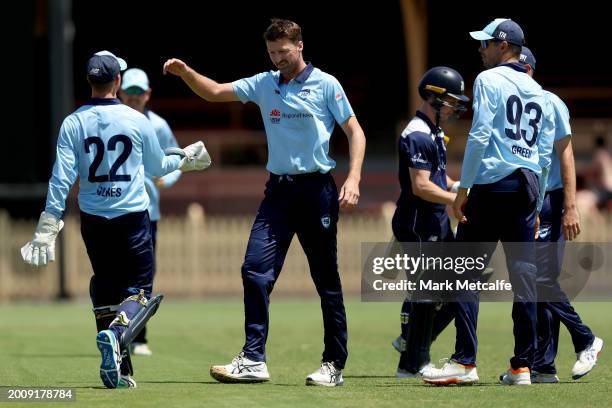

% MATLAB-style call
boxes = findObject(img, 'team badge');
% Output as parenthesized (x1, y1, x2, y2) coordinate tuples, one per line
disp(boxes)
(298, 88, 311, 99)
(321, 215, 331, 229)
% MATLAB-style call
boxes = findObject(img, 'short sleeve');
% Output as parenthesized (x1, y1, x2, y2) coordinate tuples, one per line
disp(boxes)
(401, 132, 435, 171)
(324, 75, 354, 125)
(232, 72, 267, 105)
(552, 97, 571, 141)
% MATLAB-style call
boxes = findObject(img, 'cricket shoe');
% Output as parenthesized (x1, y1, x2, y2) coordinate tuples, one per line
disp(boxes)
(130, 342, 153, 356)
(392, 335, 405, 353)
(531, 371, 559, 383)
(305, 362, 344, 387)
(210, 352, 270, 383)
(117, 375, 137, 388)
(396, 363, 435, 379)
(572, 337, 604, 380)
(499, 367, 531, 385)
(422, 359, 479, 385)
(96, 330, 122, 389)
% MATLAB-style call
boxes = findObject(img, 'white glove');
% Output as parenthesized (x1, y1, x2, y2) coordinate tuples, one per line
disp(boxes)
(21, 212, 64, 267)
(450, 181, 460, 193)
(177, 141, 212, 172)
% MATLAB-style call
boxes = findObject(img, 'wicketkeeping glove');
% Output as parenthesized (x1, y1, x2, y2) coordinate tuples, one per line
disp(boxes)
(165, 141, 212, 172)
(21, 211, 64, 267)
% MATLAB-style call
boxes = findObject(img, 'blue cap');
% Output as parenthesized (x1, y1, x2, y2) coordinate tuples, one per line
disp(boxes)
(86, 50, 127, 84)
(519, 46, 536, 70)
(121, 68, 150, 91)
(470, 18, 524, 46)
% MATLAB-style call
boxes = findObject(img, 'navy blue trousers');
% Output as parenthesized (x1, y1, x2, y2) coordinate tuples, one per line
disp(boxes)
(534, 189, 594, 373)
(133, 220, 157, 344)
(81, 210, 153, 342)
(241, 173, 347, 369)
(453, 170, 538, 369)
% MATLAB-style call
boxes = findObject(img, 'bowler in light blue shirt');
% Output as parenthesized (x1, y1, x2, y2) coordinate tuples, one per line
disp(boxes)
(163, 18, 366, 386)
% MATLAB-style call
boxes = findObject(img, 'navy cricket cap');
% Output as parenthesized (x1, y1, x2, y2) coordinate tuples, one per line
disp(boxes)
(470, 18, 525, 46)
(519, 46, 536, 70)
(86, 50, 128, 84)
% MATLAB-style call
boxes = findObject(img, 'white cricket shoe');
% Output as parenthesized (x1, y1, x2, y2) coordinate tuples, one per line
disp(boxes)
(130, 342, 153, 356)
(572, 337, 604, 380)
(422, 359, 479, 385)
(531, 371, 559, 383)
(305, 362, 344, 387)
(500, 367, 531, 385)
(117, 375, 137, 388)
(210, 352, 270, 383)
(396, 363, 435, 379)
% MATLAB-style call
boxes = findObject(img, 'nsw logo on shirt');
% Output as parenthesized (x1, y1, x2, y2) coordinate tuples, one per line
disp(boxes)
(269, 109, 281, 124)
(298, 88, 311, 99)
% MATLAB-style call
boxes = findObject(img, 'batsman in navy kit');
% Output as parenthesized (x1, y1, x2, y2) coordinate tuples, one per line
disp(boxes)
(423, 19, 555, 385)
(164, 19, 366, 387)
(390, 67, 469, 379)
(519, 47, 603, 383)
(21, 51, 211, 389)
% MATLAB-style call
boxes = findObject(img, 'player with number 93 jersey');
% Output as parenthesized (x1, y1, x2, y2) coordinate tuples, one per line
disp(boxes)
(459, 54, 555, 209)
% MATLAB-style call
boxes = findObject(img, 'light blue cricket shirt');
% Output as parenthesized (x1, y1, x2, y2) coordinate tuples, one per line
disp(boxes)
(543, 90, 572, 192)
(459, 63, 555, 209)
(45, 98, 181, 219)
(232, 63, 354, 175)
(143, 109, 181, 221)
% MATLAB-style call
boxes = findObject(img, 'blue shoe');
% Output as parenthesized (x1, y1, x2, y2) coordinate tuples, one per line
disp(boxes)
(96, 330, 121, 389)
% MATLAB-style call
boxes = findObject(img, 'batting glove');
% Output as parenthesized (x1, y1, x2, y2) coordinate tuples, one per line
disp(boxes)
(21, 212, 64, 267)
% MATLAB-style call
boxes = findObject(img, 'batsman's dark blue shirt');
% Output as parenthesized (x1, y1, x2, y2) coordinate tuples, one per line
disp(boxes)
(395, 111, 448, 237)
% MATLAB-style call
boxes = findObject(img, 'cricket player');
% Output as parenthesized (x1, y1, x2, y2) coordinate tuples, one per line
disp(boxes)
(163, 18, 366, 387)
(516, 47, 603, 383)
(391, 66, 468, 379)
(423, 19, 555, 385)
(21, 51, 211, 389)
(119, 67, 183, 356)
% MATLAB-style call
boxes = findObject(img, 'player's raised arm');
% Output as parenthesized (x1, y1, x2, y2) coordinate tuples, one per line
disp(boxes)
(163, 58, 239, 102)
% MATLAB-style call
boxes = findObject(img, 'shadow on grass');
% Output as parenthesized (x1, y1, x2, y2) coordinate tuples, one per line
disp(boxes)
(9, 354, 95, 358)
(344, 375, 396, 379)
(140, 381, 222, 385)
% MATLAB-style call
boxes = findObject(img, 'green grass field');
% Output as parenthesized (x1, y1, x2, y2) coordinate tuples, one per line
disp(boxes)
(1, 299, 611, 407)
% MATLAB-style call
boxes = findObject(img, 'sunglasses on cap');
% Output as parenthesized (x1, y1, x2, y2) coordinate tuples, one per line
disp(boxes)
(123, 86, 146, 96)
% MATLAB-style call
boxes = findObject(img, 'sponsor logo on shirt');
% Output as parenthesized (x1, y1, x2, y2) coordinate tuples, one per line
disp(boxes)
(335, 92, 343, 101)
(269, 109, 281, 124)
(411, 153, 429, 165)
(269, 109, 315, 124)
(282, 112, 313, 119)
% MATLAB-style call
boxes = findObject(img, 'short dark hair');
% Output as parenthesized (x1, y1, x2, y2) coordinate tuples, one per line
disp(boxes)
(508, 43, 522, 58)
(87, 76, 116, 93)
(263, 19, 302, 43)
